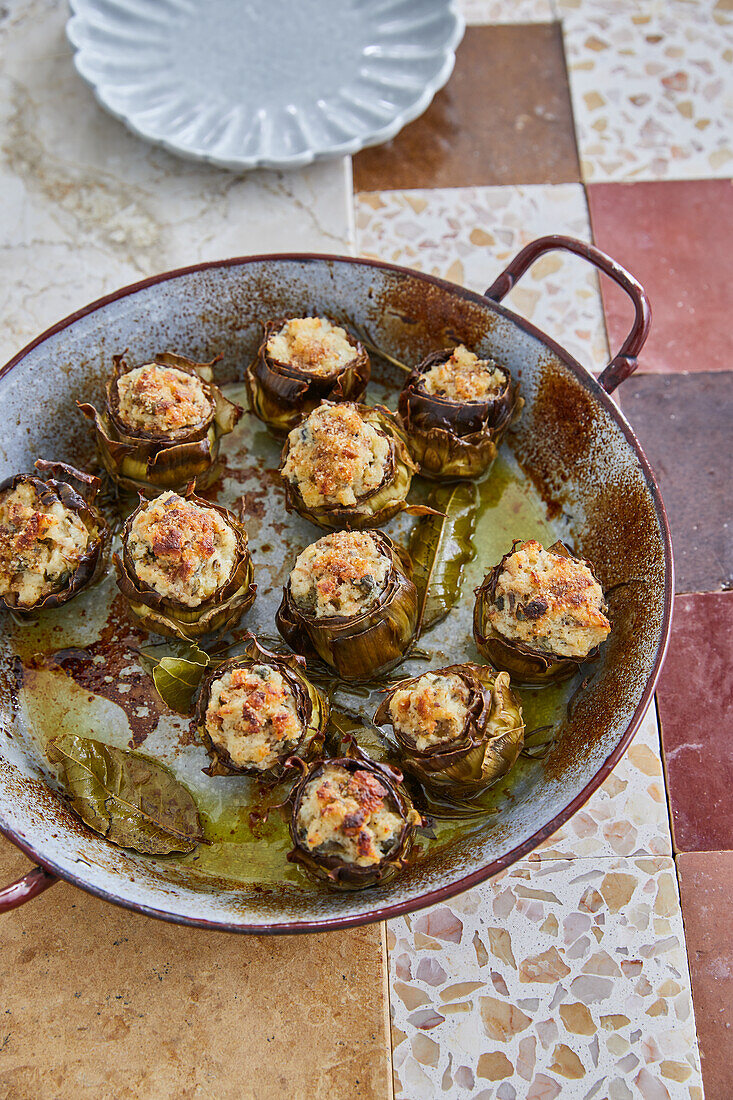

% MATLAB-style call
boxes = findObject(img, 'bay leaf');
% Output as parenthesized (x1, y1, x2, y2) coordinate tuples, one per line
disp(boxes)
(139, 641, 209, 714)
(48, 733, 206, 855)
(410, 481, 478, 634)
(327, 709, 392, 764)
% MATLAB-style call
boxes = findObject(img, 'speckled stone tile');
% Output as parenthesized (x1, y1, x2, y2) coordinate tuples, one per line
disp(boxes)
(588, 179, 733, 373)
(353, 25, 580, 192)
(656, 592, 733, 853)
(388, 856, 702, 1100)
(558, 0, 733, 181)
(356, 184, 609, 372)
(533, 704, 672, 861)
(677, 851, 733, 1100)
(617, 372, 733, 594)
(457, 0, 553, 23)
(0, 838, 393, 1100)
(0, 1, 354, 367)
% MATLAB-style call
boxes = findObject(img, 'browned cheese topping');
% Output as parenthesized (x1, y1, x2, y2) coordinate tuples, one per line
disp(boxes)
(116, 364, 211, 433)
(267, 317, 355, 376)
(421, 345, 507, 403)
(0, 481, 90, 605)
(205, 664, 302, 770)
(488, 540, 611, 658)
(282, 403, 390, 508)
(289, 530, 388, 618)
(297, 764, 404, 866)
(128, 491, 237, 606)
(389, 671, 471, 750)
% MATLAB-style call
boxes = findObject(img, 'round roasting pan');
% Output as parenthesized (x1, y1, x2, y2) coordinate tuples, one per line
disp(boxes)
(0, 236, 670, 934)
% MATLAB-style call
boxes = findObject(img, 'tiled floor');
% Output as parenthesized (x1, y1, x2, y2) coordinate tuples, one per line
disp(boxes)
(353, 2, 732, 1097)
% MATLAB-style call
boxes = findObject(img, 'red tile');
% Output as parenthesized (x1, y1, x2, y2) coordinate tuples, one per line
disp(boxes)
(677, 851, 733, 1100)
(657, 592, 733, 852)
(353, 24, 580, 191)
(588, 180, 733, 373)
(618, 372, 733, 594)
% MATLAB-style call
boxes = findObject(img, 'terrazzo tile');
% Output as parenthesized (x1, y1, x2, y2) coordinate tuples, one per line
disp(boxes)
(656, 592, 733, 853)
(677, 850, 733, 1100)
(356, 183, 609, 372)
(0, 838, 393, 1100)
(588, 179, 733, 373)
(533, 703, 672, 860)
(618, 371, 733, 593)
(457, 0, 553, 23)
(388, 856, 702, 1099)
(353, 25, 580, 192)
(558, 0, 733, 181)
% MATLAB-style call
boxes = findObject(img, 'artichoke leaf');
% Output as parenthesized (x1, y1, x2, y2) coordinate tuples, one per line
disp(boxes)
(48, 733, 206, 854)
(410, 481, 478, 634)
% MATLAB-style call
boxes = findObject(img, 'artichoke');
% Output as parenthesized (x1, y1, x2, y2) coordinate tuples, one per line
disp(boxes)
(78, 351, 242, 497)
(374, 663, 524, 796)
(194, 634, 329, 778)
(115, 490, 256, 640)
(0, 459, 109, 612)
(473, 540, 610, 685)
(245, 317, 371, 437)
(397, 346, 523, 480)
(287, 756, 421, 890)
(276, 530, 418, 682)
(279, 401, 421, 531)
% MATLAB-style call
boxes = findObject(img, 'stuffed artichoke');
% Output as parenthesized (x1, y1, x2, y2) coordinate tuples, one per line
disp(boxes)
(397, 344, 522, 480)
(0, 459, 109, 613)
(276, 529, 418, 681)
(245, 316, 371, 436)
(279, 401, 419, 530)
(78, 351, 242, 496)
(473, 539, 611, 685)
(374, 663, 524, 796)
(194, 634, 328, 778)
(115, 490, 255, 640)
(288, 756, 421, 890)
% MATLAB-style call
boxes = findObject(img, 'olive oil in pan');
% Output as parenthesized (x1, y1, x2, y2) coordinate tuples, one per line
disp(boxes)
(6, 430, 579, 891)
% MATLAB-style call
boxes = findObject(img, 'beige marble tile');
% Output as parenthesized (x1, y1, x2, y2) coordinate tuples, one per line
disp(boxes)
(0, 838, 392, 1100)
(0, 0, 354, 367)
(457, 0, 554, 23)
(388, 856, 702, 1100)
(355, 184, 610, 374)
(557, 0, 733, 181)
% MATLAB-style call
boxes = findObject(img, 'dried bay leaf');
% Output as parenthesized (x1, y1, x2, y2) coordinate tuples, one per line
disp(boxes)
(410, 481, 478, 635)
(139, 640, 210, 714)
(48, 733, 206, 855)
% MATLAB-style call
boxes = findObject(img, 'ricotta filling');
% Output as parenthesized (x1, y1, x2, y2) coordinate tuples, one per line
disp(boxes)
(282, 403, 391, 509)
(267, 317, 355, 376)
(421, 345, 507, 403)
(116, 364, 211, 433)
(389, 672, 471, 750)
(0, 481, 91, 605)
(290, 531, 389, 619)
(205, 664, 302, 770)
(297, 764, 403, 867)
(127, 491, 237, 607)
(488, 540, 611, 658)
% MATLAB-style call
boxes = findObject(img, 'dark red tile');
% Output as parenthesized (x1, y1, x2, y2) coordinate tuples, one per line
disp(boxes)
(677, 851, 733, 1099)
(588, 180, 733, 373)
(656, 592, 733, 852)
(617, 372, 733, 594)
(353, 24, 580, 191)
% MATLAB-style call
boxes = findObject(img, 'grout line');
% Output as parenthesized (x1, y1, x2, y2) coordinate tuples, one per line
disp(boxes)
(655, 693, 682, 858)
(380, 920, 397, 1100)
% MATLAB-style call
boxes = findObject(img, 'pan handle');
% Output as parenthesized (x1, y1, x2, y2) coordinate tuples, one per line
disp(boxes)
(0, 865, 58, 913)
(484, 234, 651, 394)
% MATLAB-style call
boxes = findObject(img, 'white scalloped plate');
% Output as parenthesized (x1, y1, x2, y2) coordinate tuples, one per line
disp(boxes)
(66, 0, 464, 171)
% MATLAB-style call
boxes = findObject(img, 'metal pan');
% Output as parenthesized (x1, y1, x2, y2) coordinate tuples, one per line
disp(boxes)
(0, 235, 669, 933)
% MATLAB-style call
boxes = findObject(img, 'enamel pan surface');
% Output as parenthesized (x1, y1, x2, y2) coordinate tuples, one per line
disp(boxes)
(0, 248, 672, 933)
